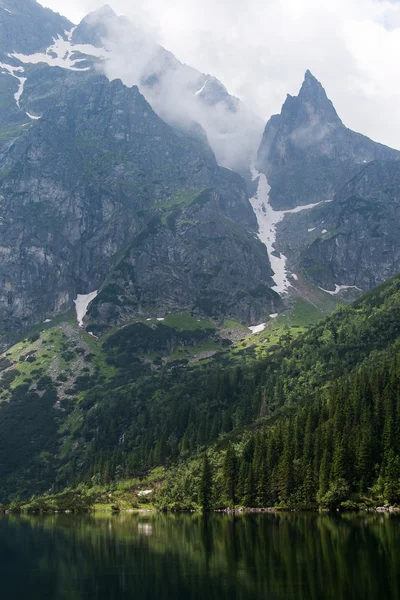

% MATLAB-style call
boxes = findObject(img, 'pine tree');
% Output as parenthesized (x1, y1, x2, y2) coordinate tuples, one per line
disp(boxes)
(199, 454, 213, 511)
(223, 444, 238, 506)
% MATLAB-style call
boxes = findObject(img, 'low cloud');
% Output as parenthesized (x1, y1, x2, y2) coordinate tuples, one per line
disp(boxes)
(41, 0, 400, 150)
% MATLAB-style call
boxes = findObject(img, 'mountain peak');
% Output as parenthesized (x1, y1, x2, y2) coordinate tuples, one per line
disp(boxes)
(73, 4, 119, 47)
(89, 4, 117, 19)
(304, 69, 318, 82)
(283, 70, 342, 125)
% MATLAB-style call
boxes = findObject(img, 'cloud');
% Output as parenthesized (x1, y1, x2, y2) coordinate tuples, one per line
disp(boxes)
(40, 0, 400, 150)
(78, 11, 263, 171)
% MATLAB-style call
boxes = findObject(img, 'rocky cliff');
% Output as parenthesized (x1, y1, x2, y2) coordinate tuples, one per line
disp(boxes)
(298, 160, 400, 292)
(0, 65, 279, 342)
(257, 71, 399, 210)
(254, 71, 400, 299)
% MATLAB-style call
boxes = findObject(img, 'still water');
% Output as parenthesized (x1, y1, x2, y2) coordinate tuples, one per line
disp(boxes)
(0, 512, 399, 599)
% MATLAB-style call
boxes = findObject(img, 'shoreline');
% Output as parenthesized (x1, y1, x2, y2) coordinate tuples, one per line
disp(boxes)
(2, 504, 400, 516)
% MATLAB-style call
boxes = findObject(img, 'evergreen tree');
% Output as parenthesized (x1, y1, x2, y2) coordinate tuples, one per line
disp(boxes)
(223, 444, 238, 506)
(199, 454, 213, 510)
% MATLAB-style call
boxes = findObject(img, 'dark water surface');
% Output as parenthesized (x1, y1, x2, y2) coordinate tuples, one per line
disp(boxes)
(0, 512, 399, 599)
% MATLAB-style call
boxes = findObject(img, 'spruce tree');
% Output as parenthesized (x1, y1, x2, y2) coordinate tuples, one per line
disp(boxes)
(199, 454, 213, 511)
(223, 444, 238, 506)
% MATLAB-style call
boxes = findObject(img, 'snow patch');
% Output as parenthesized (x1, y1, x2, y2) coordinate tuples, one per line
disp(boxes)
(65, 27, 77, 42)
(14, 77, 26, 107)
(74, 291, 98, 327)
(2, 8, 11, 13)
(43, 319, 52, 324)
(292, 274, 299, 281)
(0, 62, 26, 107)
(249, 168, 332, 294)
(10, 32, 110, 72)
(195, 78, 208, 96)
(249, 323, 266, 334)
(157, 318, 165, 321)
(322, 229, 328, 234)
(269, 313, 279, 319)
(319, 285, 362, 296)
(308, 228, 316, 232)
(26, 112, 41, 120)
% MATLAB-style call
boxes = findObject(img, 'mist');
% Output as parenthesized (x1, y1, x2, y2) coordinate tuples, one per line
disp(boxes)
(70, 8, 264, 171)
(40, 0, 400, 152)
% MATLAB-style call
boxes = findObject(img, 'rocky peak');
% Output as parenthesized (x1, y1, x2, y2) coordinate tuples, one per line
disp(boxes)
(279, 70, 342, 136)
(257, 70, 399, 209)
(90, 4, 116, 19)
(295, 70, 342, 125)
(71, 5, 119, 47)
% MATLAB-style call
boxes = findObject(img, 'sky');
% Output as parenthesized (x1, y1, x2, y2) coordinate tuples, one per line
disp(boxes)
(39, 0, 400, 149)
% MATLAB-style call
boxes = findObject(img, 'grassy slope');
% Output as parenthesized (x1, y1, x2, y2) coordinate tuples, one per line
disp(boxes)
(14, 273, 400, 512)
(0, 296, 326, 506)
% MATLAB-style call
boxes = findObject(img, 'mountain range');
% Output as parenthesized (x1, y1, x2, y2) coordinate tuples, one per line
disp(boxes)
(0, 0, 400, 507)
(0, 0, 399, 343)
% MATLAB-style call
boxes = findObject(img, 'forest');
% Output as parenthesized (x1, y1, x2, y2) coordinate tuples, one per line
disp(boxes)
(2, 274, 400, 509)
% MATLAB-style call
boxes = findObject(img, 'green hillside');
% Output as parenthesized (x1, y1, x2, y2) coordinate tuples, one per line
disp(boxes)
(2, 275, 400, 510)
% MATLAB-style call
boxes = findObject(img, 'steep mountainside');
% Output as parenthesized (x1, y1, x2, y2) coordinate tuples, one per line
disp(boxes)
(257, 70, 399, 210)
(0, 69, 279, 340)
(0, 1, 281, 344)
(71, 6, 264, 173)
(252, 71, 400, 298)
(299, 160, 400, 291)
(0, 0, 71, 55)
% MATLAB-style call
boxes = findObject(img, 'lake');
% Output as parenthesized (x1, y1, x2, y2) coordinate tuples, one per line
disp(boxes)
(0, 512, 399, 599)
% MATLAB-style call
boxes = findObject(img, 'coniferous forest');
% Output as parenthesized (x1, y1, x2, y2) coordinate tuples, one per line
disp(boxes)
(3, 274, 400, 511)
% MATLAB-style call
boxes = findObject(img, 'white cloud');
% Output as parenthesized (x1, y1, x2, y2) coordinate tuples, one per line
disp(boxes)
(39, 0, 400, 149)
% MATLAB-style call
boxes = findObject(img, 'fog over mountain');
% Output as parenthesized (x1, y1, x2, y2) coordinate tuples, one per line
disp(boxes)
(40, 0, 400, 151)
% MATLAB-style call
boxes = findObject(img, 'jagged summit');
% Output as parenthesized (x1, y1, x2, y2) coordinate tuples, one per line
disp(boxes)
(299, 70, 328, 99)
(90, 4, 117, 18)
(72, 4, 120, 46)
(281, 70, 341, 126)
(257, 70, 399, 209)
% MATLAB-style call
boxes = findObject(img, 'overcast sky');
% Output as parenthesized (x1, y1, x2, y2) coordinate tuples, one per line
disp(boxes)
(40, 0, 400, 149)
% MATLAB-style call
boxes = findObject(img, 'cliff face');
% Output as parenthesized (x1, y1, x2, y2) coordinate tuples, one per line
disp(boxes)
(253, 71, 400, 298)
(87, 183, 281, 330)
(257, 71, 399, 210)
(0, 0, 72, 55)
(298, 161, 400, 291)
(0, 67, 279, 341)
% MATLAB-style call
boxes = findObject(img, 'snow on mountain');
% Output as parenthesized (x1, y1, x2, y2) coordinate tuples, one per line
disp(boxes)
(74, 291, 99, 328)
(249, 168, 332, 293)
(11, 29, 110, 71)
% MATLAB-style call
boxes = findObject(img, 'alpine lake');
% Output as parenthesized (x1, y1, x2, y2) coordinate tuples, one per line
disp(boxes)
(0, 511, 399, 599)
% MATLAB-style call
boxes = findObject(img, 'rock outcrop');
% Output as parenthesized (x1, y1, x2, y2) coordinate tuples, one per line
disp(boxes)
(257, 71, 399, 210)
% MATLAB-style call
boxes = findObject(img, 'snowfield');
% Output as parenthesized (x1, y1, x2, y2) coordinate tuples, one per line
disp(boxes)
(74, 291, 99, 327)
(250, 168, 332, 294)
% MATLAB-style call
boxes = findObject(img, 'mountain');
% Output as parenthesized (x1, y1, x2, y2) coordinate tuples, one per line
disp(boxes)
(0, 0, 72, 55)
(257, 70, 399, 210)
(0, 2, 282, 346)
(0, 69, 279, 341)
(253, 71, 400, 297)
(299, 160, 400, 291)
(1, 1, 400, 511)
(70, 6, 264, 174)
(2, 266, 400, 507)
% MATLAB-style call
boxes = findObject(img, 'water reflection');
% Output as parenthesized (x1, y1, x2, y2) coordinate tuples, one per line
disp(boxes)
(0, 512, 400, 599)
